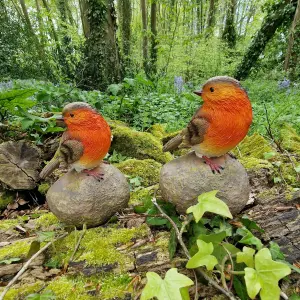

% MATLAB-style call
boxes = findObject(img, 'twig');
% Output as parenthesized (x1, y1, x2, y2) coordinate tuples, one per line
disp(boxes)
(280, 291, 289, 300)
(0, 232, 68, 300)
(69, 224, 87, 263)
(151, 196, 237, 300)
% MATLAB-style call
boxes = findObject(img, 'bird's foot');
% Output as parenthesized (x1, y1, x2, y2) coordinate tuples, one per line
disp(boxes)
(82, 168, 104, 181)
(202, 156, 224, 174)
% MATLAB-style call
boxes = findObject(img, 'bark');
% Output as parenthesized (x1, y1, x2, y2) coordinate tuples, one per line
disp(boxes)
(284, 0, 300, 71)
(35, 0, 46, 47)
(79, 0, 90, 38)
(141, 0, 148, 73)
(117, 0, 132, 74)
(80, 0, 121, 90)
(222, 0, 237, 47)
(150, 0, 158, 75)
(205, 0, 217, 37)
(234, 0, 297, 80)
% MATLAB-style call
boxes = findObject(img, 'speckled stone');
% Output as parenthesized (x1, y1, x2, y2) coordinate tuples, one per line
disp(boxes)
(47, 164, 130, 227)
(159, 152, 250, 216)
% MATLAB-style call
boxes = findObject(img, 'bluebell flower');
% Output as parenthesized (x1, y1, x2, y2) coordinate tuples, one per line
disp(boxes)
(174, 76, 184, 94)
(278, 78, 290, 89)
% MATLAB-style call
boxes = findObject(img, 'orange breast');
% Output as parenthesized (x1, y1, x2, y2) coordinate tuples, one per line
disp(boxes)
(196, 100, 252, 157)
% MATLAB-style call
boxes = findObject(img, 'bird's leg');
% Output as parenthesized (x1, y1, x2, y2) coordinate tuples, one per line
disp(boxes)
(82, 168, 104, 181)
(202, 156, 225, 174)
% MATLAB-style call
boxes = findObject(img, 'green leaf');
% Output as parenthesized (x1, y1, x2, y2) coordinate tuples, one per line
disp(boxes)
(212, 242, 240, 263)
(237, 227, 263, 250)
(25, 290, 56, 300)
(180, 287, 191, 300)
(186, 190, 232, 222)
(140, 268, 194, 300)
(186, 240, 218, 270)
(241, 215, 264, 233)
(269, 242, 285, 260)
(27, 241, 41, 259)
(37, 231, 55, 242)
(236, 246, 255, 268)
(263, 152, 276, 160)
(233, 276, 249, 300)
(198, 231, 226, 244)
(244, 248, 291, 300)
(289, 294, 300, 300)
(168, 228, 178, 260)
(0, 257, 21, 265)
(273, 177, 282, 183)
(294, 165, 300, 173)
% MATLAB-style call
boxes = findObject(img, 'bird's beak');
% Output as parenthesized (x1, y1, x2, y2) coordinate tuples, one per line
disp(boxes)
(55, 115, 66, 127)
(193, 90, 203, 96)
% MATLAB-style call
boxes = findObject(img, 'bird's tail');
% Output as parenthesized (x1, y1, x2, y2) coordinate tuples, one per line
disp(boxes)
(163, 134, 183, 152)
(39, 158, 60, 179)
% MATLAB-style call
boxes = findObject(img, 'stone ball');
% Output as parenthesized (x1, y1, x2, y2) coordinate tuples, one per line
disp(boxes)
(46, 164, 130, 227)
(159, 152, 250, 216)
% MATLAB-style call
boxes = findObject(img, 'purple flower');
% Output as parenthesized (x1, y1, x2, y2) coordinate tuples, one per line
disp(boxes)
(174, 76, 184, 94)
(278, 78, 290, 89)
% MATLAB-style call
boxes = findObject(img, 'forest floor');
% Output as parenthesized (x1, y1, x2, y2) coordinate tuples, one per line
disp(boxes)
(0, 120, 299, 300)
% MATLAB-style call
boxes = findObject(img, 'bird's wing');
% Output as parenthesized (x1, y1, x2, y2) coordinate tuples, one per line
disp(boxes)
(163, 114, 209, 152)
(39, 133, 84, 179)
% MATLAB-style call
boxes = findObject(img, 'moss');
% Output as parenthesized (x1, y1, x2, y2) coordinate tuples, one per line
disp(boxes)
(280, 162, 298, 185)
(0, 191, 14, 211)
(50, 224, 150, 269)
(35, 212, 60, 230)
(0, 239, 32, 260)
(38, 182, 51, 195)
(234, 133, 275, 159)
(45, 274, 132, 300)
(2, 281, 44, 300)
(239, 157, 273, 171)
(149, 124, 166, 139)
(257, 187, 278, 201)
(129, 185, 158, 206)
(110, 123, 172, 163)
(280, 124, 300, 155)
(0, 219, 20, 231)
(115, 159, 161, 187)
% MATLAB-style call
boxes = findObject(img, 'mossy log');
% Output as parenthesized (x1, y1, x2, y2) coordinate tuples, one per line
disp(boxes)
(0, 141, 40, 190)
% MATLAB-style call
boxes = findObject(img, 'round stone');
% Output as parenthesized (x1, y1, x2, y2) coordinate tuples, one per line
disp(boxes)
(159, 152, 250, 216)
(46, 164, 130, 227)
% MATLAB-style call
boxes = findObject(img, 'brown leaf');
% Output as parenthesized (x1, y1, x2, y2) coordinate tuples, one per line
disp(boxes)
(229, 220, 243, 228)
(7, 202, 18, 210)
(17, 199, 28, 206)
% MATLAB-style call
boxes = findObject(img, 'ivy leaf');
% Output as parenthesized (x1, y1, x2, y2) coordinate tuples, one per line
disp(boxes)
(269, 241, 285, 260)
(186, 190, 232, 223)
(237, 227, 263, 250)
(236, 246, 256, 268)
(241, 215, 264, 233)
(140, 268, 194, 300)
(233, 276, 249, 300)
(244, 248, 291, 300)
(168, 228, 178, 260)
(186, 240, 218, 270)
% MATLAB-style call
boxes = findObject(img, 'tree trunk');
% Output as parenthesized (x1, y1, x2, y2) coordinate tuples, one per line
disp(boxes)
(284, 0, 300, 71)
(117, 0, 132, 75)
(80, 0, 121, 90)
(222, 0, 237, 47)
(35, 0, 46, 47)
(149, 0, 157, 76)
(141, 0, 148, 74)
(79, 0, 90, 38)
(234, 0, 297, 80)
(205, 0, 217, 37)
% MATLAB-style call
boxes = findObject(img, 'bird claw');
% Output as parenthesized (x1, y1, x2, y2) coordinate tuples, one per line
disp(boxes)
(83, 169, 105, 181)
(203, 156, 224, 174)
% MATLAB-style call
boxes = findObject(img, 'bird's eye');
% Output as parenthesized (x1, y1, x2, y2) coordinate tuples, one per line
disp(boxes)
(70, 113, 74, 118)
(210, 87, 214, 92)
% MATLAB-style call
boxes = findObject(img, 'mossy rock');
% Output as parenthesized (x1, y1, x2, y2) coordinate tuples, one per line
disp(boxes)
(38, 182, 51, 195)
(1, 281, 44, 300)
(129, 185, 158, 207)
(280, 124, 300, 155)
(234, 133, 275, 159)
(115, 159, 161, 187)
(110, 123, 172, 164)
(0, 239, 32, 260)
(149, 124, 166, 139)
(239, 157, 273, 171)
(49, 224, 150, 269)
(0, 190, 14, 211)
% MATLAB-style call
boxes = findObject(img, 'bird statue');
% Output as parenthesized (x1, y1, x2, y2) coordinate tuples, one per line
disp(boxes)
(39, 102, 111, 180)
(163, 76, 252, 173)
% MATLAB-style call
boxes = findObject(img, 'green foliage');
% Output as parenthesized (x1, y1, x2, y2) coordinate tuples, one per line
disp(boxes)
(141, 268, 194, 300)
(186, 190, 233, 222)
(244, 248, 291, 300)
